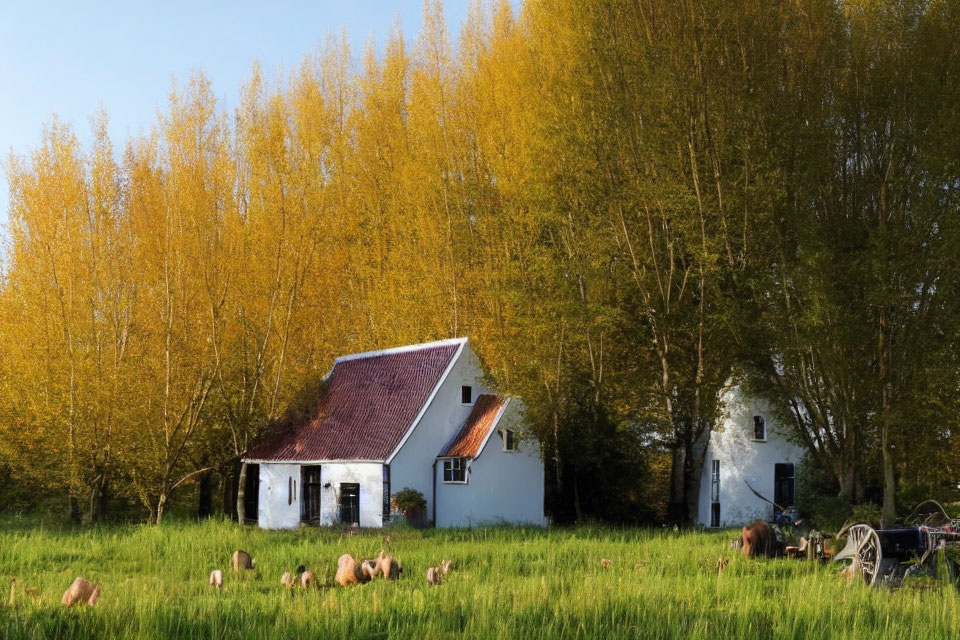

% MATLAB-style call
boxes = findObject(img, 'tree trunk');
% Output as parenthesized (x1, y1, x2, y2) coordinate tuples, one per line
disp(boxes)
(87, 473, 108, 523)
(236, 462, 247, 524)
(156, 493, 167, 526)
(219, 469, 232, 519)
(881, 421, 897, 526)
(69, 493, 81, 524)
(685, 420, 711, 524)
(198, 471, 213, 519)
(668, 441, 687, 524)
(837, 462, 861, 503)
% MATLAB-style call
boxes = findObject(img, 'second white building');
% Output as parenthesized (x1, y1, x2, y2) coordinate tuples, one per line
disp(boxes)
(696, 384, 806, 527)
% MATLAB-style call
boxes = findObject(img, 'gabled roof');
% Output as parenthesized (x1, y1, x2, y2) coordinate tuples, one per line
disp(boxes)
(438, 394, 509, 458)
(247, 338, 466, 462)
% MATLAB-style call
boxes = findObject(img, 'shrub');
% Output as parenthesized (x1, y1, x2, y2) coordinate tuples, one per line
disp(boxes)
(391, 487, 426, 513)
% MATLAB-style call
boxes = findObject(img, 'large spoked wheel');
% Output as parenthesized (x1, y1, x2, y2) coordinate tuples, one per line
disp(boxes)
(846, 524, 883, 586)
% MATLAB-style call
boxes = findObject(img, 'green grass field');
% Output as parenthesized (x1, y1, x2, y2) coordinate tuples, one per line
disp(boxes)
(1, 517, 958, 639)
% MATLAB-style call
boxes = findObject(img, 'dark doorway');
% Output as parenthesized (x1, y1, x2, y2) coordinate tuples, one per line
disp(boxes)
(774, 463, 795, 512)
(710, 460, 721, 527)
(339, 483, 360, 526)
(244, 464, 260, 523)
(302, 466, 322, 523)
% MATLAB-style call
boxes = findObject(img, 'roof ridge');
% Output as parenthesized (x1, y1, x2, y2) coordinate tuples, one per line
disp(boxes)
(335, 337, 468, 363)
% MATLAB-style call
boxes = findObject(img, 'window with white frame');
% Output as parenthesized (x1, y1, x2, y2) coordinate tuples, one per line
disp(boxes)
(461, 385, 473, 404)
(753, 415, 766, 441)
(443, 458, 467, 483)
(501, 429, 518, 452)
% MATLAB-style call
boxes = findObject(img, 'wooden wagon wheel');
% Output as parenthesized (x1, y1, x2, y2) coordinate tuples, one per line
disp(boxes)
(846, 524, 882, 586)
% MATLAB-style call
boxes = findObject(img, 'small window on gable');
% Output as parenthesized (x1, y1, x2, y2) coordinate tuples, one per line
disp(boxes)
(501, 429, 518, 452)
(443, 458, 467, 483)
(461, 385, 473, 404)
(753, 416, 766, 441)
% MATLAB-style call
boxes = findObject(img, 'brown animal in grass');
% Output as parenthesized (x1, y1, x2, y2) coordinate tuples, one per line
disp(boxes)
(335, 554, 372, 586)
(61, 577, 100, 607)
(375, 552, 401, 580)
(209, 570, 223, 590)
(300, 570, 316, 589)
(280, 571, 294, 588)
(739, 520, 776, 558)
(440, 560, 453, 576)
(361, 559, 379, 579)
(232, 550, 254, 571)
(600, 558, 612, 569)
(426, 566, 442, 586)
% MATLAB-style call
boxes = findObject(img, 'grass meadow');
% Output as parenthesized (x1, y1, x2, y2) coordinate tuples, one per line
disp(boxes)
(1, 517, 959, 639)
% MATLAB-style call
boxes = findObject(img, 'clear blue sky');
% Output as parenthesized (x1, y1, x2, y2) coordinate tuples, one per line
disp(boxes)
(0, 0, 482, 237)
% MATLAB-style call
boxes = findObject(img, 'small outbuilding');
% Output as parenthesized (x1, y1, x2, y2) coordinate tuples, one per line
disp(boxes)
(244, 337, 546, 529)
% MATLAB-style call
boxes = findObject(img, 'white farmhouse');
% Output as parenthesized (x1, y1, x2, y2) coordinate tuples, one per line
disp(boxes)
(697, 384, 806, 528)
(244, 337, 546, 529)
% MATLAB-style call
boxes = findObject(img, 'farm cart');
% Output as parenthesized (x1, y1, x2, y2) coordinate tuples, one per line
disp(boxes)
(834, 501, 960, 586)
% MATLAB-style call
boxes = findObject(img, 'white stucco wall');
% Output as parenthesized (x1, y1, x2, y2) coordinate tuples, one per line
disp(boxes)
(388, 342, 493, 524)
(434, 401, 546, 528)
(257, 462, 386, 529)
(697, 385, 806, 527)
(318, 462, 385, 528)
(258, 463, 301, 530)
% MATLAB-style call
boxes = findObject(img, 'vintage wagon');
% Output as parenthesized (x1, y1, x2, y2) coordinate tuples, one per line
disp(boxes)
(835, 501, 960, 586)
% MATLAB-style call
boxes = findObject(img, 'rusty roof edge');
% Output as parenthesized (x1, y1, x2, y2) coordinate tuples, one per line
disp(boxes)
(435, 396, 512, 460)
(334, 337, 468, 364)
(384, 338, 468, 465)
(471, 397, 513, 461)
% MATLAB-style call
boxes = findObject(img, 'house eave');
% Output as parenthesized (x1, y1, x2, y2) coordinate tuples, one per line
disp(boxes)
(242, 458, 386, 465)
(473, 397, 512, 460)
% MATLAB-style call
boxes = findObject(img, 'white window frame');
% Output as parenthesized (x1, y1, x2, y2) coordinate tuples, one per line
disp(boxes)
(501, 429, 518, 452)
(460, 385, 474, 405)
(752, 415, 767, 442)
(442, 458, 468, 484)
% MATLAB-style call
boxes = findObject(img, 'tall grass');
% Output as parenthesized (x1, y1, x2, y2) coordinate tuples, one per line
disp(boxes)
(1, 517, 957, 639)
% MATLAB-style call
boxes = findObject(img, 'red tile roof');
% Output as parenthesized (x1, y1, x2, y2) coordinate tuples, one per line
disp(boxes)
(438, 394, 508, 458)
(248, 339, 463, 462)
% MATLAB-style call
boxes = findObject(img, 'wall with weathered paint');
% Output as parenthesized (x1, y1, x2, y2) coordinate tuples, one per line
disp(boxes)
(697, 385, 806, 527)
(435, 400, 546, 528)
(389, 341, 492, 523)
(257, 463, 301, 530)
(318, 462, 385, 528)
